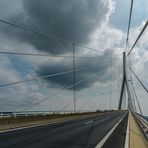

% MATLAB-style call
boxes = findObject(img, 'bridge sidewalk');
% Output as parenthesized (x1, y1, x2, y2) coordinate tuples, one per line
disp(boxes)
(129, 112, 148, 148)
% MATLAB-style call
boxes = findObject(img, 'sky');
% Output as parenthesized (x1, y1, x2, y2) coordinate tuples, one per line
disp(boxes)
(0, 0, 147, 115)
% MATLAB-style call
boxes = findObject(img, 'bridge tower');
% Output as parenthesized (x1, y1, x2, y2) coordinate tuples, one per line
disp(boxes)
(118, 52, 133, 110)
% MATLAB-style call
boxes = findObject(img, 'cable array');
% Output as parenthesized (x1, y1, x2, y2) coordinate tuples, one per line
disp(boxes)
(0, 63, 106, 88)
(0, 51, 103, 59)
(0, 18, 104, 53)
(129, 67, 148, 94)
(127, 20, 148, 55)
(19, 67, 106, 112)
(0, 17, 114, 112)
(125, 0, 134, 50)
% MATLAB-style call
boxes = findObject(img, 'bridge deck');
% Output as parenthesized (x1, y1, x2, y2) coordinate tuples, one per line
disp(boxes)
(129, 112, 148, 148)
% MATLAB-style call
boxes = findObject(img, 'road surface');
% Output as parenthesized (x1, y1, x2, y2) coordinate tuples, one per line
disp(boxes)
(0, 111, 127, 148)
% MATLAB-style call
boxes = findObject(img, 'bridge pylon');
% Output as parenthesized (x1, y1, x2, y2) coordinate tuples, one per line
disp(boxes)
(118, 52, 132, 110)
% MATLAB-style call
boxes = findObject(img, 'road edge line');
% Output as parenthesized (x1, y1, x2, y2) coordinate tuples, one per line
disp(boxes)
(124, 112, 129, 148)
(95, 111, 128, 148)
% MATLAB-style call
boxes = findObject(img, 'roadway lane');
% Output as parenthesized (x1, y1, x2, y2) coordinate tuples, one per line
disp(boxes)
(0, 111, 127, 148)
(102, 112, 128, 148)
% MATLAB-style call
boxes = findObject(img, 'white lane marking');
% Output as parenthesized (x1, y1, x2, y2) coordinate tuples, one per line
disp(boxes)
(85, 120, 94, 124)
(95, 112, 128, 148)
(124, 113, 129, 148)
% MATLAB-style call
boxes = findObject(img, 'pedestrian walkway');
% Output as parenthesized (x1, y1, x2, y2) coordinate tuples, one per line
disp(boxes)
(129, 112, 148, 148)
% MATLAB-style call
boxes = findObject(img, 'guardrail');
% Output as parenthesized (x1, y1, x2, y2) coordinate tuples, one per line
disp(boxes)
(134, 112, 148, 140)
(0, 110, 98, 118)
(0, 110, 109, 131)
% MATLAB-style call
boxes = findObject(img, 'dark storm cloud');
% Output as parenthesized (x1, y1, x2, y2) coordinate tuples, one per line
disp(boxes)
(0, 0, 116, 90)
(36, 50, 113, 90)
(0, 0, 110, 54)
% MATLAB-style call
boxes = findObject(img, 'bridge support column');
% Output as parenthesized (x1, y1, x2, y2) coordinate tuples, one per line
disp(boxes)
(118, 52, 132, 110)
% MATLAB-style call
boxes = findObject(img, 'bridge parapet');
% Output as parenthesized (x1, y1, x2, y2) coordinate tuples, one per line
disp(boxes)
(133, 113, 148, 140)
(128, 112, 148, 148)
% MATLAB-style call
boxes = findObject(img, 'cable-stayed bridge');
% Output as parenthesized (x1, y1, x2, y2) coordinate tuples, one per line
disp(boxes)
(0, 0, 148, 148)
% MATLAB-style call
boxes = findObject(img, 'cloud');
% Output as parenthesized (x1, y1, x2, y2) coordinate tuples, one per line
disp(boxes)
(0, 0, 120, 91)
(0, 0, 147, 113)
(110, 0, 148, 31)
(0, 0, 115, 55)
(36, 50, 113, 90)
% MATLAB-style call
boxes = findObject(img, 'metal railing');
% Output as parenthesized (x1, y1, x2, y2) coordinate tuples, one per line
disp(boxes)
(0, 110, 97, 118)
(134, 112, 148, 140)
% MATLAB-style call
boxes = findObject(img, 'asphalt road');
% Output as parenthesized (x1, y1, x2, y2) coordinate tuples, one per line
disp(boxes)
(102, 112, 128, 148)
(0, 111, 127, 148)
